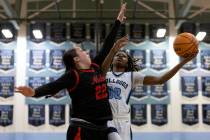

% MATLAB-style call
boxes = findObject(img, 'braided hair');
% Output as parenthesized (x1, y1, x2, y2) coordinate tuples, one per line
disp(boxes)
(111, 50, 140, 72)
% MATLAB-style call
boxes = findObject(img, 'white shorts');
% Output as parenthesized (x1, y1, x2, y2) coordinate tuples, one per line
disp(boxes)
(107, 118, 132, 140)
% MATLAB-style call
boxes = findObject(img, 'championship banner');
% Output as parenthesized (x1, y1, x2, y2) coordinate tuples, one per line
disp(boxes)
(0, 105, 13, 126)
(202, 77, 210, 97)
(131, 84, 147, 99)
(0, 50, 14, 71)
(49, 104, 65, 126)
(90, 23, 106, 42)
(151, 104, 168, 126)
(28, 77, 46, 89)
(129, 50, 146, 70)
(182, 104, 198, 125)
(49, 77, 67, 99)
(202, 104, 210, 125)
(181, 76, 198, 98)
(29, 22, 46, 43)
(181, 57, 197, 70)
(0, 76, 14, 98)
(131, 104, 147, 126)
(50, 23, 67, 43)
(150, 50, 167, 71)
(200, 49, 210, 70)
(28, 104, 45, 126)
(129, 24, 145, 43)
(151, 83, 168, 98)
(29, 50, 46, 71)
(49, 50, 65, 71)
(70, 23, 86, 43)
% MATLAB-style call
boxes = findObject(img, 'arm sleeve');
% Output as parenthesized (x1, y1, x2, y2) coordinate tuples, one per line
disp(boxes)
(33, 71, 76, 98)
(133, 72, 145, 87)
(93, 20, 121, 66)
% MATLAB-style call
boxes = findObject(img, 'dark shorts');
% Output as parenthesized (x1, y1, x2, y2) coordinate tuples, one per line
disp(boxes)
(67, 120, 108, 140)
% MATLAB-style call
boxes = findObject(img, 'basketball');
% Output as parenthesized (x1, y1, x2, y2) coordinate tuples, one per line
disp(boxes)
(173, 32, 198, 58)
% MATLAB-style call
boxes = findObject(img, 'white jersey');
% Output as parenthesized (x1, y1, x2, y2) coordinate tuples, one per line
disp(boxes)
(106, 71, 144, 140)
(106, 71, 144, 118)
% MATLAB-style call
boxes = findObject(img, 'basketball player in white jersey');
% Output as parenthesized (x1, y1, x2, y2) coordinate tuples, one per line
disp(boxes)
(102, 35, 198, 140)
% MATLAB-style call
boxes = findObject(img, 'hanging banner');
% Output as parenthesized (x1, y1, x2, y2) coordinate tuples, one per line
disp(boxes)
(182, 104, 198, 125)
(49, 104, 65, 126)
(70, 23, 86, 43)
(129, 24, 145, 43)
(49, 50, 65, 71)
(29, 50, 46, 71)
(0, 50, 14, 71)
(181, 76, 198, 98)
(131, 104, 147, 126)
(50, 23, 67, 43)
(181, 57, 197, 70)
(151, 83, 168, 98)
(202, 77, 210, 97)
(200, 50, 210, 70)
(28, 77, 46, 89)
(129, 50, 146, 70)
(28, 104, 45, 126)
(0, 105, 13, 126)
(202, 104, 210, 125)
(90, 23, 106, 42)
(151, 104, 168, 126)
(0, 76, 14, 98)
(150, 50, 167, 71)
(131, 84, 147, 99)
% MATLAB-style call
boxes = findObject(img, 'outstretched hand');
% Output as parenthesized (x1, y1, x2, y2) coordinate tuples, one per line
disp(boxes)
(113, 35, 129, 52)
(117, 3, 127, 23)
(15, 86, 35, 97)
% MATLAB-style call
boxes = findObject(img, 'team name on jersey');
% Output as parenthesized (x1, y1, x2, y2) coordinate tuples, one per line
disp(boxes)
(91, 74, 106, 85)
(106, 78, 128, 89)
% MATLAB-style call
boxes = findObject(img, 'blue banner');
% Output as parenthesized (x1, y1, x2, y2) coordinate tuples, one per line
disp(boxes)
(0, 105, 13, 126)
(181, 77, 198, 98)
(49, 50, 65, 71)
(202, 77, 210, 97)
(131, 104, 147, 126)
(0, 76, 14, 98)
(0, 50, 14, 71)
(49, 104, 65, 126)
(28, 104, 45, 126)
(150, 50, 167, 70)
(151, 104, 168, 126)
(151, 83, 168, 98)
(182, 104, 198, 125)
(29, 50, 46, 71)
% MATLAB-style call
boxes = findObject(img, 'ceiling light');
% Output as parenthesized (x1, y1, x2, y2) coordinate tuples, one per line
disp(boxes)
(156, 28, 166, 38)
(196, 31, 206, 41)
(32, 29, 43, 39)
(1, 29, 13, 38)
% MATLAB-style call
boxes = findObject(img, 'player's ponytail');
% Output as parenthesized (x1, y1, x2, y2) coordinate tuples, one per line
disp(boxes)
(63, 48, 78, 72)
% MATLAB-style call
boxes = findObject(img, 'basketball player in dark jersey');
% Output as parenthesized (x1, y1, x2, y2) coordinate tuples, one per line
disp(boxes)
(15, 3, 127, 140)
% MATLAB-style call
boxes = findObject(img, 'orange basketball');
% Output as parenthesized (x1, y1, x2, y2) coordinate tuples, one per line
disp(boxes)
(173, 32, 198, 58)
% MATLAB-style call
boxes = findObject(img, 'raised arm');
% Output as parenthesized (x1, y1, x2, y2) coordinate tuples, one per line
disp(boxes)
(143, 51, 198, 85)
(93, 3, 127, 66)
(101, 35, 128, 75)
(15, 71, 75, 97)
